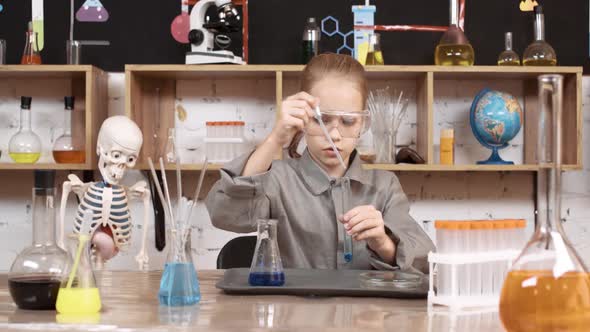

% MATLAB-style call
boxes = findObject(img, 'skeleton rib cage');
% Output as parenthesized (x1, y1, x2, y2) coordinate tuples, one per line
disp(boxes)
(73, 181, 132, 248)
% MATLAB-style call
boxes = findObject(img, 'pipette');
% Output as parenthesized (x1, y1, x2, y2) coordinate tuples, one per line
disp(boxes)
(314, 106, 347, 170)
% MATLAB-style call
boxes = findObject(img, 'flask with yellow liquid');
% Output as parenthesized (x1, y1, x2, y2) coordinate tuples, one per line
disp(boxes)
(56, 210, 101, 315)
(365, 33, 384, 66)
(9, 96, 42, 163)
(523, 5, 557, 66)
(499, 75, 590, 332)
(434, 0, 474, 66)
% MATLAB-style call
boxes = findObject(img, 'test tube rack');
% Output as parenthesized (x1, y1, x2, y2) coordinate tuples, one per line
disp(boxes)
(204, 121, 247, 163)
(428, 220, 526, 310)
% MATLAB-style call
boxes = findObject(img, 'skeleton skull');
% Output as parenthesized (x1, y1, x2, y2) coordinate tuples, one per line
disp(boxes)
(97, 116, 143, 185)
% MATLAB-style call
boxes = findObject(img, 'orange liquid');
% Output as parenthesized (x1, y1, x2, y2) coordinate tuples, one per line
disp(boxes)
(53, 150, 86, 163)
(21, 54, 42, 65)
(499, 270, 590, 332)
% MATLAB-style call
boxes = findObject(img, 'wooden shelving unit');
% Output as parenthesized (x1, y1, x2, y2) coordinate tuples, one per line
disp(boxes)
(126, 65, 583, 172)
(0, 65, 108, 170)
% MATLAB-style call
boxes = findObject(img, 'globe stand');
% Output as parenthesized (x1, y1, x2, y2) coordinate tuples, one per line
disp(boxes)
(477, 145, 513, 165)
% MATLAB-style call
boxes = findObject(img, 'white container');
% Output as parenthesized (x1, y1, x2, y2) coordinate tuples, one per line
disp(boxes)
(428, 250, 519, 310)
(430, 219, 526, 310)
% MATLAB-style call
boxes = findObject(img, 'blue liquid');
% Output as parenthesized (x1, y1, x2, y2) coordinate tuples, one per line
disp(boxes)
(158, 262, 201, 306)
(344, 252, 353, 263)
(248, 272, 285, 286)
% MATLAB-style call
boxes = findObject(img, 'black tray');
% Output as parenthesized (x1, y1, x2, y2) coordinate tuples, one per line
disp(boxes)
(215, 268, 428, 299)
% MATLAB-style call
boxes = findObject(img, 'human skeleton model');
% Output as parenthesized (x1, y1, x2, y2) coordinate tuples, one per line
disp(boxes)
(59, 116, 151, 270)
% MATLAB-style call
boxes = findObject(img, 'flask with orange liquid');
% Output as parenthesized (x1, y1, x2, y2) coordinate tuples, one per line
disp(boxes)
(499, 74, 590, 332)
(21, 21, 42, 65)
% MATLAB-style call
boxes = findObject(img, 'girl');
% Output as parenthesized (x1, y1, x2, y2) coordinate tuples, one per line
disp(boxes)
(205, 54, 434, 274)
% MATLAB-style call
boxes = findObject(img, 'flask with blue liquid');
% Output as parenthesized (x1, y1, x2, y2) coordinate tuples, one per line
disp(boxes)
(248, 219, 285, 286)
(158, 227, 201, 306)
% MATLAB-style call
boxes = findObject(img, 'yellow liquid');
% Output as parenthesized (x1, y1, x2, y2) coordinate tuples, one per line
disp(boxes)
(499, 270, 590, 332)
(523, 58, 557, 66)
(9, 152, 41, 163)
(498, 59, 521, 66)
(56, 288, 101, 314)
(366, 51, 384, 65)
(434, 44, 474, 66)
(440, 137, 454, 165)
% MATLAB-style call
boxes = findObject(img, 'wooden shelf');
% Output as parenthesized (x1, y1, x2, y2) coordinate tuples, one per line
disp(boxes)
(125, 65, 583, 172)
(363, 164, 540, 172)
(135, 163, 223, 171)
(0, 163, 91, 170)
(0, 65, 108, 171)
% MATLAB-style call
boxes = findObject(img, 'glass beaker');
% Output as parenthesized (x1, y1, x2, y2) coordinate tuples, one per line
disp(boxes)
(9, 96, 42, 163)
(21, 21, 42, 65)
(8, 170, 68, 310)
(499, 74, 590, 331)
(158, 227, 201, 306)
(53, 96, 86, 164)
(56, 233, 101, 314)
(249, 219, 285, 286)
(434, 0, 474, 66)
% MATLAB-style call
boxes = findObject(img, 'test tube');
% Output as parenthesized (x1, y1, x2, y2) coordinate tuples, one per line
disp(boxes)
(470, 221, 484, 296)
(458, 221, 470, 296)
(342, 177, 353, 263)
(449, 221, 460, 297)
(206, 122, 212, 138)
(435, 221, 448, 296)
(492, 220, 505, 295)
(481, 221, 493, 296)
(237, 121, 245, 138)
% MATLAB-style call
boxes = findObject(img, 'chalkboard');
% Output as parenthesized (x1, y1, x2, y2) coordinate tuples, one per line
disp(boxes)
(0, 0, 587, 72)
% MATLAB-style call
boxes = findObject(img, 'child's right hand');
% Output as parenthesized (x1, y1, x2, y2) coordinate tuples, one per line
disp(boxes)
(268, 92, 319, 147)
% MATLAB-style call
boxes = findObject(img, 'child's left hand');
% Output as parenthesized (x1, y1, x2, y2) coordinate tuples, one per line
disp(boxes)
(340, 205, 392, 252)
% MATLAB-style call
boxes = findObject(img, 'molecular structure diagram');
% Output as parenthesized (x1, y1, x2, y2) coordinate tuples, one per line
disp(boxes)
(321, 16, 354, 56)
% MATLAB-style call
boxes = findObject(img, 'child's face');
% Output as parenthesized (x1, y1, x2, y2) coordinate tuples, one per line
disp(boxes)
(306, 77, 365, 175)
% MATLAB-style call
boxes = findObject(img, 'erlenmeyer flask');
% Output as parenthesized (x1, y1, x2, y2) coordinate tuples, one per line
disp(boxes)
(159, 227, 201, 306)
(366, 33, 384, 66)
(249, 219, 285, 286)
(56, 231, 101, 314)
(499, 74, 590, 331)
(21, 22, 41, 65)
(434, 0, 474, 66)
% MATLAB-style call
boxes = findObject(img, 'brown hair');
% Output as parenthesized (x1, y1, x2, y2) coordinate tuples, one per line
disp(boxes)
(288, 53, 368, 158)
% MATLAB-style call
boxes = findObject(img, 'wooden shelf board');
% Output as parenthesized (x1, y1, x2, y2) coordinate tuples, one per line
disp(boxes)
(0, 163, 91, 170)
(0, 65, 93, 79)
(136, 163, 223, 171)
(363, 164, 540, 171)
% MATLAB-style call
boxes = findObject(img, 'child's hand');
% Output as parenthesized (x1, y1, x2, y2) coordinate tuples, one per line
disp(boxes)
(268, 92, 318, 147)
(340, 205, 392, 252)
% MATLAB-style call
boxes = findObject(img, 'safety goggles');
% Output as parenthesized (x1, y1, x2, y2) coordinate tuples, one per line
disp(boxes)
(305, 110, 371, 138)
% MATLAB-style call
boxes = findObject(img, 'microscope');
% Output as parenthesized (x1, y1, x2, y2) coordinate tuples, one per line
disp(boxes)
(186, 0, 243, 64)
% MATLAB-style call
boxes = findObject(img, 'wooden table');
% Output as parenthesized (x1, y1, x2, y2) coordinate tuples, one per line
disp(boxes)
(0, 271, 505, 331)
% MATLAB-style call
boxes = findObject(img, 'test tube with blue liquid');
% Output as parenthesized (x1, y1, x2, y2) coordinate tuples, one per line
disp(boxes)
(158, 227, 201, 306)
(248, 219, 285, 286)
(342, 177, 353, 263)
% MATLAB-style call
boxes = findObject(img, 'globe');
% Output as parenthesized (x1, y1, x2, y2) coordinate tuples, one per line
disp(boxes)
(469, 88, 523, 164)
